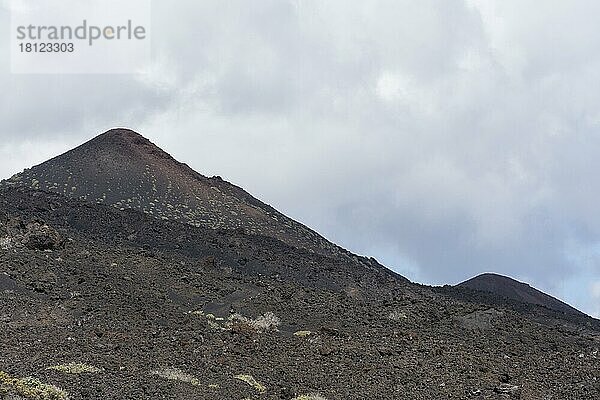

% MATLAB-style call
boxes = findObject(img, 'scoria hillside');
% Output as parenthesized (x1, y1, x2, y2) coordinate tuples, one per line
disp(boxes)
(0, 131, 599, 399)
(3, 129, 341, 258)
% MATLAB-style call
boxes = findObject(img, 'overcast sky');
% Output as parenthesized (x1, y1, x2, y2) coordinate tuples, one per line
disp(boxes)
(1, 0, 600, 317)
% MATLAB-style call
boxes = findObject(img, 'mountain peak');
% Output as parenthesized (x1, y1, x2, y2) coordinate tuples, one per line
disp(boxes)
(78, 128, 174, 161)
(3, 129, 341, 258)
(90, 128, 148, 147)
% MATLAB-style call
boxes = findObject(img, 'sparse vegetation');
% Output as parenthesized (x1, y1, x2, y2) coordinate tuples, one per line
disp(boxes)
(0, 371, 68, 400)
(234, 374, 266, 393)
(46, 363, 103, 374)
(193, 310, 281, 333)
(151, 368, 200, 386)
(293, 394, 327, 400)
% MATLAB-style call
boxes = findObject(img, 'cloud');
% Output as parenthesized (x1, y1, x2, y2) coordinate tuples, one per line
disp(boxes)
(591, 282, 600, 318)
(593, 282, 600, 298)
(1, 0, 600, 316)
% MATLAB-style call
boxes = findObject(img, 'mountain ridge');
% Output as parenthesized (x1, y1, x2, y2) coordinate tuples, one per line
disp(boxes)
(2, 128, 588, 315)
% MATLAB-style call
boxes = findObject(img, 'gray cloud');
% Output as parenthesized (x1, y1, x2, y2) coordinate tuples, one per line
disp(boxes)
(0, 3, 176, 141)
(2, 0, 600, 316)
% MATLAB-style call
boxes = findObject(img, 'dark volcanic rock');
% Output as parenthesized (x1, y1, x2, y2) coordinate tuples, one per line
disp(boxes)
(0, 214, 63, 251)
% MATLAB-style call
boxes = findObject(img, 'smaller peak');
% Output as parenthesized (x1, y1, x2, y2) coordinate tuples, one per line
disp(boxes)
(472, 273, 526, 285)
(463, 273, 530, 288)
(99, 128, 145, 140)
(475, 272, 502, 277)
(475, 272, 511, 280)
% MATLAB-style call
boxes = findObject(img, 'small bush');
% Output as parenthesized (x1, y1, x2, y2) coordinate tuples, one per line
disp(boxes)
(251, 312, 280, 332)
(194, 311, 281, 333)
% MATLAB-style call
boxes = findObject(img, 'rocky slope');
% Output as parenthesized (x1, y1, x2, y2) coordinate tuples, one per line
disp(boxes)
(0, 131, 599, 399)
